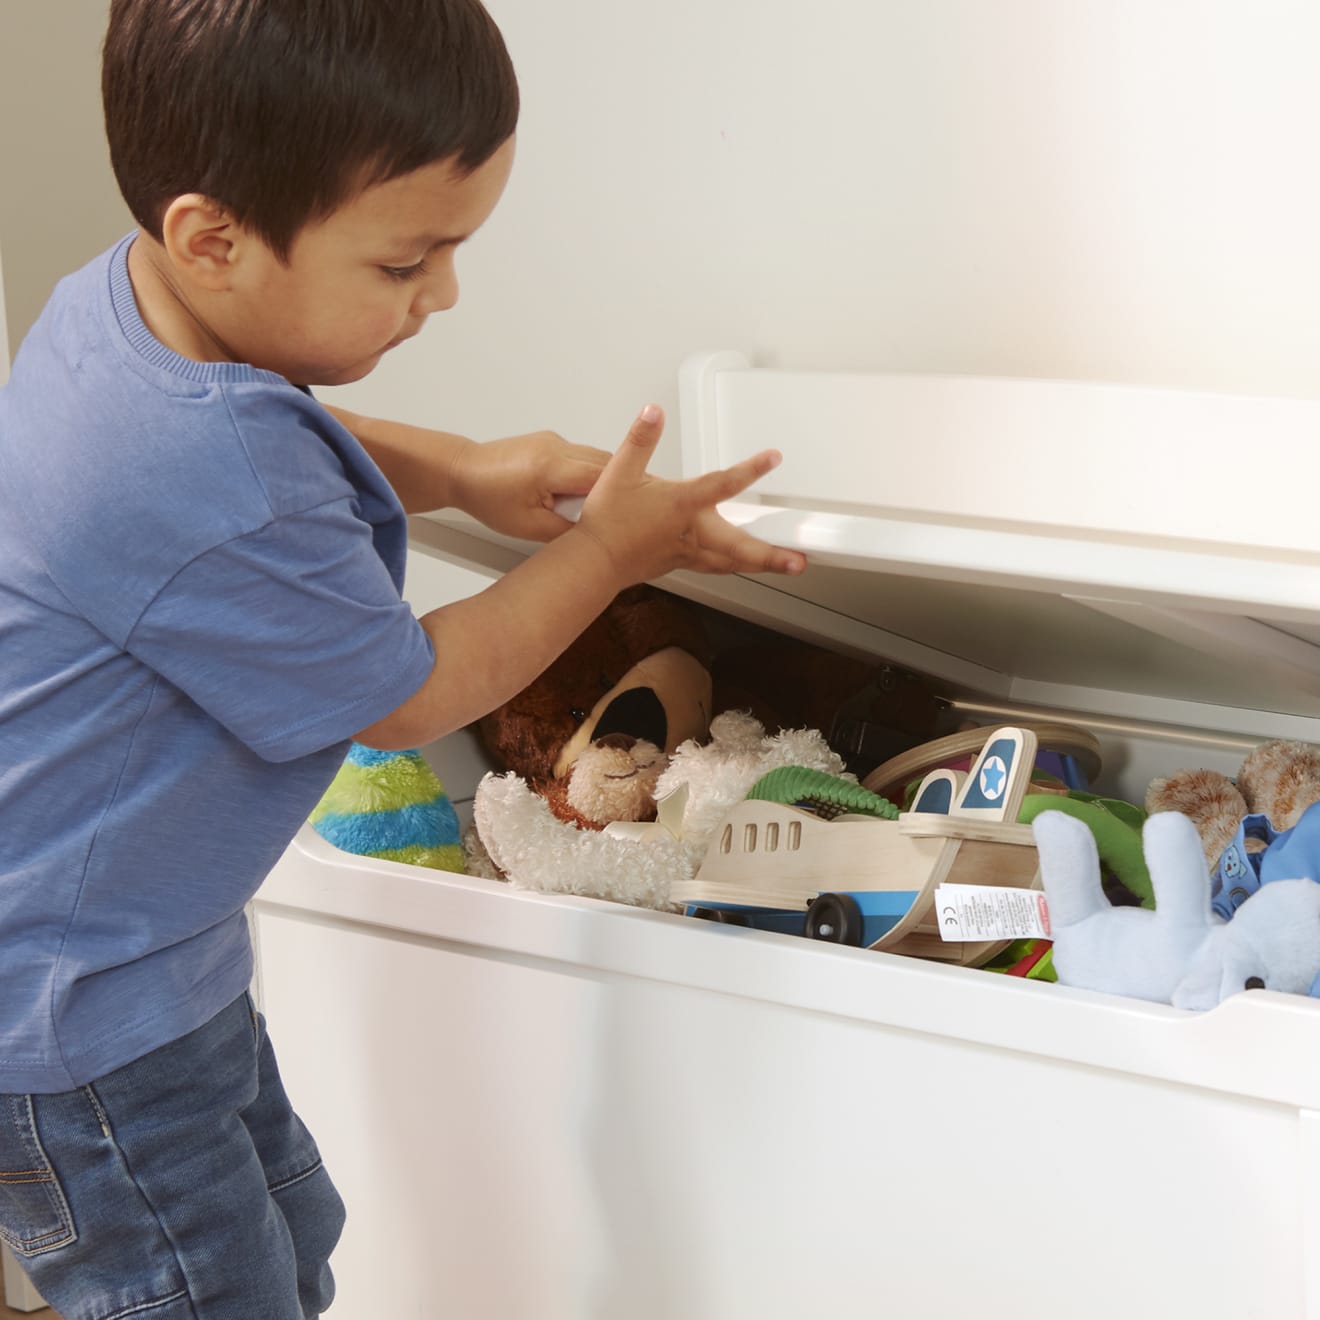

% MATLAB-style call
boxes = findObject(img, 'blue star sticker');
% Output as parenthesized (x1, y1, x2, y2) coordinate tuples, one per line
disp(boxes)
(980, 756, 1007, 799)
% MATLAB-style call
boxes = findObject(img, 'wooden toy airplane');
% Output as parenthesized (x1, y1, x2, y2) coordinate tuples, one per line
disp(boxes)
(671, 726, 1042, 966)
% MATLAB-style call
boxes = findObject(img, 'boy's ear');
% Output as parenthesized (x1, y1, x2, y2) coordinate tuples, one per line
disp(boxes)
(159, 194, 247, 292)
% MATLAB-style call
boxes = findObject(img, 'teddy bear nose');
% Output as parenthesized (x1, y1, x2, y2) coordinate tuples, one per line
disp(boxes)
(595, 732, 638, 752)
(592, 687, 667, 749)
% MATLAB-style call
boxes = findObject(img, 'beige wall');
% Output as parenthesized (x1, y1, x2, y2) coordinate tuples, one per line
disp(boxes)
(0, 242, 9, 384)
(0, 0, 130, 359)
(6, 2, 1320, 418)
(328, 0, 1320, 463)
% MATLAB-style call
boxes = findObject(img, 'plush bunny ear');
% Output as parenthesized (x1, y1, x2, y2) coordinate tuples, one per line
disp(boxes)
(1141, 812, 1217, 925)
(1030, 810, 1107, 930)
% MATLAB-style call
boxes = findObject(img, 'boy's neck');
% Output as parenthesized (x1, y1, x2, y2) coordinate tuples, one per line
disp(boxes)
(125, 234, 239, 367)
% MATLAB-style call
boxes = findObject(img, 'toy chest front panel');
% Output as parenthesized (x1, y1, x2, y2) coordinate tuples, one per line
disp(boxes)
(255, 361, 1320, 1318)
(254, 837, 1318, 1320)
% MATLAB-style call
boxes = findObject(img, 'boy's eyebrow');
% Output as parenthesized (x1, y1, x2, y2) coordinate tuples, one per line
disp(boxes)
(375, 231, 470, 262)
(410, 232, 468, 251)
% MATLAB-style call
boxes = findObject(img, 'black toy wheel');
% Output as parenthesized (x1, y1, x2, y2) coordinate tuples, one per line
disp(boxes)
(691, 907, 750, 926)
(804, 892, 865, 945)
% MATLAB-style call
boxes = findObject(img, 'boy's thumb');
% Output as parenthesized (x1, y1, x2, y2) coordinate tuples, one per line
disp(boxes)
(612, 403, 665, 474)
(626, 403, 664, 447)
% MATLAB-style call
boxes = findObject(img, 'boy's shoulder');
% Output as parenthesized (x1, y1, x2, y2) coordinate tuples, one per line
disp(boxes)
(8, 238, 360, 505)
(1, 240, 373, 632)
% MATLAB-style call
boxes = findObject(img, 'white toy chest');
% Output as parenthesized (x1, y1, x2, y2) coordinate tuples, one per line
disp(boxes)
(254, 354, 1320, 1320)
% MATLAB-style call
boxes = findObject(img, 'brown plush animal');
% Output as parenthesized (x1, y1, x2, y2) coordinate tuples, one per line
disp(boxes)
(1146, 739, 1320, 871)
(476, 585, 714, 830)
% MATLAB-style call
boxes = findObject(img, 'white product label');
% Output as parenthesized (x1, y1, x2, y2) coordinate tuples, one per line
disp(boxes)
(934, 884, 1051, 942)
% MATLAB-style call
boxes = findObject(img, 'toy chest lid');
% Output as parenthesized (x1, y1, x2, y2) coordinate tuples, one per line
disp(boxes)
(413, 352, 1320, 740)
(664, 352, 1320, 736)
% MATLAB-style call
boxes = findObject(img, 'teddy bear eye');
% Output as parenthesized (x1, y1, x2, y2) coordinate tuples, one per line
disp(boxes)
(570, 708, 587, 723)
(1245, 976, 1266, 990)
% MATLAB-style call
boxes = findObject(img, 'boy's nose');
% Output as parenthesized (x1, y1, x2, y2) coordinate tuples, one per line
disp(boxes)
(412, 261, 459, 314)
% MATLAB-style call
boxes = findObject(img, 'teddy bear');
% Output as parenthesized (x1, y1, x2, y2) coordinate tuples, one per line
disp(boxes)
(474, 584, 715, 831)
(470, 709, 850, 910)
(1146, 738, 1320, 916)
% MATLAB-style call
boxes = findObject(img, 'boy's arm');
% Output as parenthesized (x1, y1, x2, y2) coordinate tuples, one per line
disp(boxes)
(325, 404, 609, 538)
(354, 406, 806, 750)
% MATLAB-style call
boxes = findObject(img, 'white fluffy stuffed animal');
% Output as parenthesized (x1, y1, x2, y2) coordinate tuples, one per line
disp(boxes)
(471, 711, 848, 911)
(1031, 808, 1320, 1010)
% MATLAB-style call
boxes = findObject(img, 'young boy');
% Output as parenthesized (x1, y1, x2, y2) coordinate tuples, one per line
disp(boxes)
(0, 1, 804, 1316)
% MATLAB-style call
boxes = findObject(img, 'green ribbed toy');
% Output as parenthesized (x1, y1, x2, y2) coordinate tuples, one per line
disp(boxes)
(746, 767, 899, 820)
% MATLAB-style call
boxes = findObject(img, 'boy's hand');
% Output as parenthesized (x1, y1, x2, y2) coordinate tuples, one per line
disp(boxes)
(572, 404, 807, 584)
(448, 431, 611, 541)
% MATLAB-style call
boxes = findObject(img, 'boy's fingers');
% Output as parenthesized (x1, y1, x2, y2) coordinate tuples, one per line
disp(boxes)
(549, 455, 612, 497)
(688, 448, 783, 506)
(566, 443, 614, 465)
(689, 539, 804, 576)
(692, 512, 806, 576)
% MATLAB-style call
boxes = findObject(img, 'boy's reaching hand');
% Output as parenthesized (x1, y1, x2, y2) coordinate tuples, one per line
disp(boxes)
(572, 404, 807, 584)
(355, 402, 806, 750)
(447, 430, 612, 542)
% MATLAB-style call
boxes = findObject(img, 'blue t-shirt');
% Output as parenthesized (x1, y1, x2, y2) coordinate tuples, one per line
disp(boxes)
(0, 237, 435, 1092)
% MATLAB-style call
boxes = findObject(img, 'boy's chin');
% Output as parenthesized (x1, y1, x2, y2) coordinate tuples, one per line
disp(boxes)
(300, 354, 384, 388)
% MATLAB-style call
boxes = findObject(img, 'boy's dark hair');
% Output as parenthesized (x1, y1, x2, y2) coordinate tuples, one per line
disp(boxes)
(103, 0, 519, 260)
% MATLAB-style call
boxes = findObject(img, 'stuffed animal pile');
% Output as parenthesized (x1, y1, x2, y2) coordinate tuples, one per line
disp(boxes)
(1033, 738, 1320, 1008)
(471, 710, 849, 911)
(1032, 809, 1320, 1009)
(475, 583, 713, 831)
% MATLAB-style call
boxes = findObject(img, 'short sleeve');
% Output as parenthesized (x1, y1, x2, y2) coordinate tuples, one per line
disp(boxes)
(127, 498, 435, 762)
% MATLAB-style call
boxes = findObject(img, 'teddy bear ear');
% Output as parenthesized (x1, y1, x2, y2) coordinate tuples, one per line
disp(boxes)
(476, 707, 561, 783)
(1237, 739, 1320, 830)
(606, 585, 711, 666)
(1144, 769, 1247, 872)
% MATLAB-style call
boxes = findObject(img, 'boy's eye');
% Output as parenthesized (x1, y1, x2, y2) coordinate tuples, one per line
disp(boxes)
(380, 260, 430, 283)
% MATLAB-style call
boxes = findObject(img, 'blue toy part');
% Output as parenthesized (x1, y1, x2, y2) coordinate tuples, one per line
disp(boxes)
(1209, 812, 1276, 918)
(958, 734, 1021, 812)
(911, 768, 962, 814)
(804, 889, 919, 946)
(1210, 800, 1320, 921)
(686, 905, 806, 937)
(688, 889, 920, 948)
(1258, 800, 1320, 889)
(1035, 750, 1090, 792)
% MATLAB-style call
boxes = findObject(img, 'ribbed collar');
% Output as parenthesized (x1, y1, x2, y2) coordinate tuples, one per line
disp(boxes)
(107, 234, 287, 387)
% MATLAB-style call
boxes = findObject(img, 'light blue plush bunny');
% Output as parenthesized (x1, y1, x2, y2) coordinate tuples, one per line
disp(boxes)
(1031, 809, 1320, 1010)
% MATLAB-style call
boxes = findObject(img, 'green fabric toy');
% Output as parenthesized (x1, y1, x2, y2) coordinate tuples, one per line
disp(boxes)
(1018, 791, 1151, 907)
(310, 743, 466, 872)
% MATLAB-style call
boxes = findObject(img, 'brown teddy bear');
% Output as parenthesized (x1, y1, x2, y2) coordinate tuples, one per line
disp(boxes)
(475, 584, 714, 830)
(1146, 738, 1320, 871)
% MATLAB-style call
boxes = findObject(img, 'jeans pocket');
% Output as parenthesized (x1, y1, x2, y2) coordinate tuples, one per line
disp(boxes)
(0, 1096, 75, 1257)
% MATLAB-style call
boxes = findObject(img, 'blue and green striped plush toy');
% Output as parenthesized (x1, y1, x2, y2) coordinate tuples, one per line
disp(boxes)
(309, 743, 465, 872)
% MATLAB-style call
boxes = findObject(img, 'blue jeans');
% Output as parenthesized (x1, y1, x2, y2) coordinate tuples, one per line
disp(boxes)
(0, 993, 345, 1319)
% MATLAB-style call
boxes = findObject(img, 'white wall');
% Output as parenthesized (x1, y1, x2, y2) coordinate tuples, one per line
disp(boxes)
(326, 0, 1320, 474)
(0, 244, 9, 385)
(0, 0, 129, 359)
